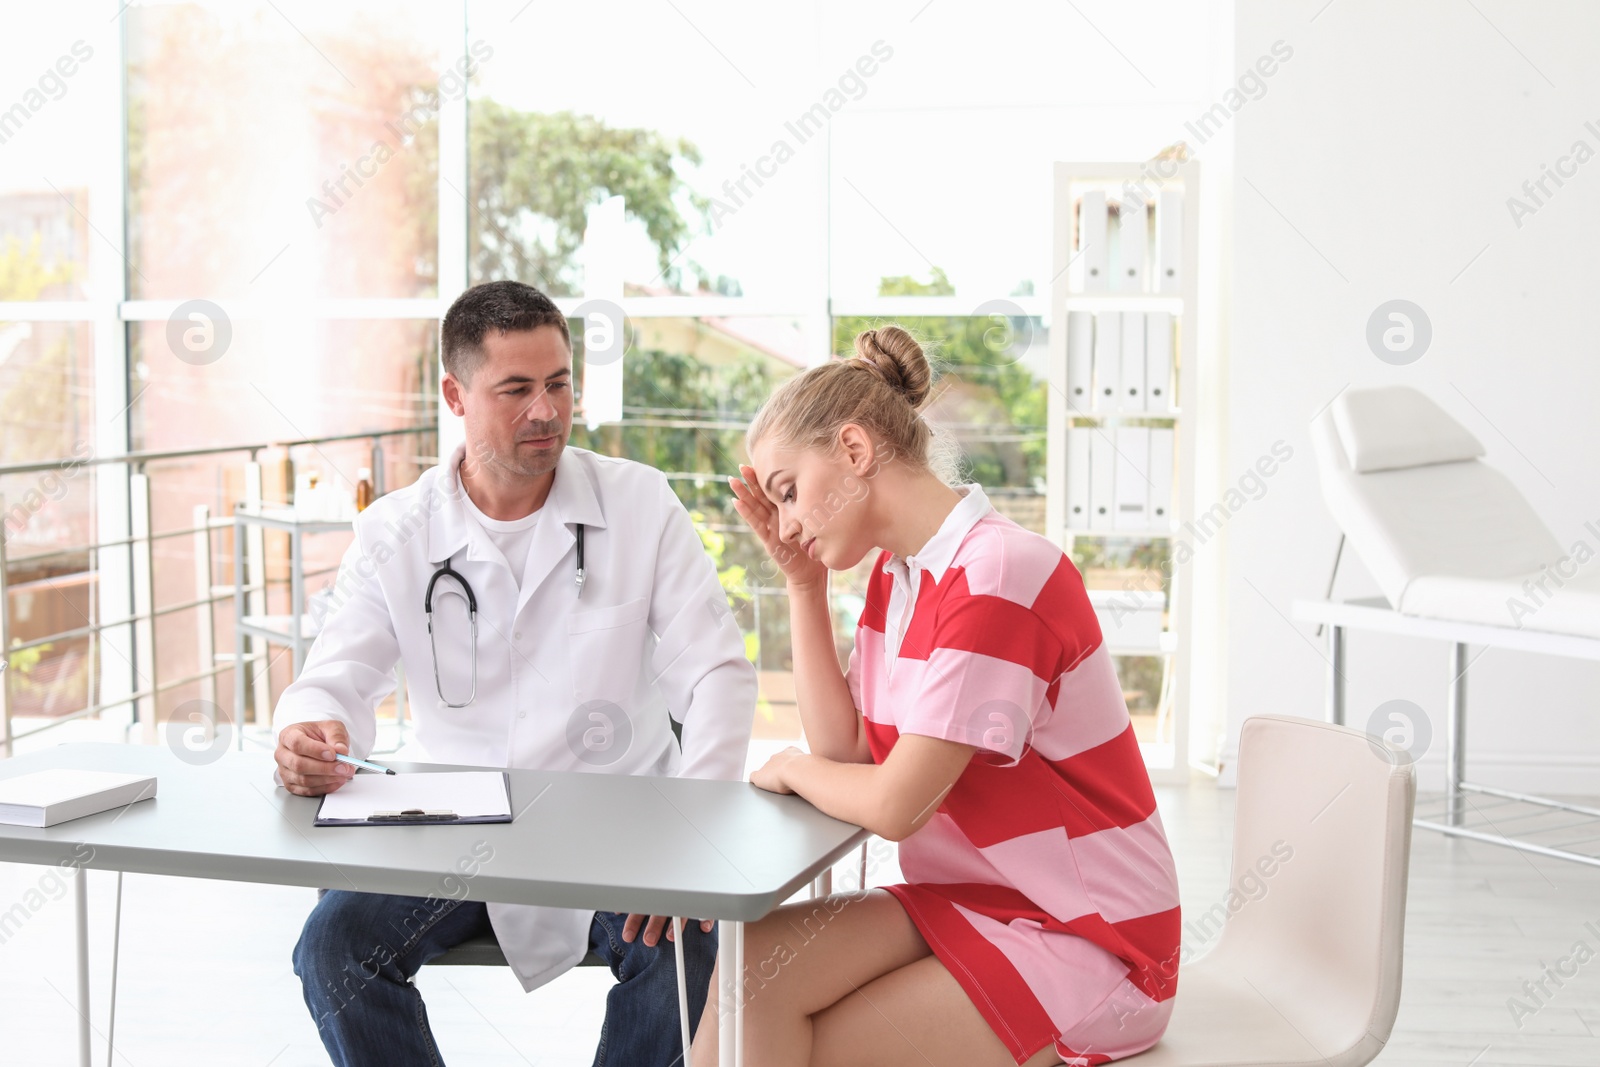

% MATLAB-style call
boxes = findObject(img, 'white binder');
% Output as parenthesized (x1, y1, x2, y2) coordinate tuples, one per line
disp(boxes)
(1065, 311, 1093, 413)
(1066, 426, 1092, 529)
(1091, 311, 1119, 413)
(1155, 189, 1183, 294)
(1145, 311, 1173, 412)
(1117, 194, 1148, 291)
(1078, 190, 1109, 291)
(1088, 430, 1116, 531)
(1149, 427, 1175, 527)
(1119, 311, 1146, 411)
(1114, 426, 1150, 531)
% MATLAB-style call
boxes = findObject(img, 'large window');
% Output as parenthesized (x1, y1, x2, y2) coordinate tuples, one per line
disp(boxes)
(2, 0, 1224, 755)
(126, 2, 447, 300)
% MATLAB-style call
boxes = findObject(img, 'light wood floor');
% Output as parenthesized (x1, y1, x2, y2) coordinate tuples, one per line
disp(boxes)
(2, 776, 1598, 1065)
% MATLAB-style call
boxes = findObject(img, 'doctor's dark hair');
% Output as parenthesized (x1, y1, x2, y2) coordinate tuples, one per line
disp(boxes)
(440, 281, 572, 384)
(746, 325, 960, 483)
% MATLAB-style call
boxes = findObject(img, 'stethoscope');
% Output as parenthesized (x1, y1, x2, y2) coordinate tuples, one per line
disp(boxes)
(424, 524, 586, 708)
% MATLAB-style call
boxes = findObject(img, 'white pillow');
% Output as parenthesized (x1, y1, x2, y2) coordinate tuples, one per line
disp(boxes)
(1332, 386, 1485, 473)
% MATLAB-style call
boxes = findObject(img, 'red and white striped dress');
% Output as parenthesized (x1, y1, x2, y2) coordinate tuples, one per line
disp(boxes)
(846, 486, 1180, 1065)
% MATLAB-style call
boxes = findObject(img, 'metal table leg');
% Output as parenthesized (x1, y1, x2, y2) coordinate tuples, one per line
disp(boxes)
(674, 918, 691, 1062)
(718, 919, 743, 1067)
(1327, 623, 1345, 726)
(75, 867, 90, 1067)
(1447, 641, 1468, 827)
(106, 872, 123, 1067)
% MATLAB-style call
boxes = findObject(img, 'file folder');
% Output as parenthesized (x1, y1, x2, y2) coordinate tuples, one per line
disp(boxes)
(1092, 311, 1119, 413)
(1078, 191, 1109, 291)
(1088, 430, 1116, 531)
(1065, 311, 1093, 412)
(1155, 189, 1183, 294)
(1066, 426, 1092, 529)
(1145, 311, 1173, 412)
(1149, 427, 1175, 526)
(1114, 426, 1150, 531)
(1088, 588, 1165, 651)
(1119, 311, 1146, 411)
(1117, 194, 1148, 291)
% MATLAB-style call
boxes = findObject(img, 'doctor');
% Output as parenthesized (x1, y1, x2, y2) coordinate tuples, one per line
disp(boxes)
(273, 280, 756, 1067)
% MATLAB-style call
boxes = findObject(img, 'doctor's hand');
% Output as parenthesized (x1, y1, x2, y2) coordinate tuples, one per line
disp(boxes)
(729, 465, 827, 591)
(621, 913, 715, 948)
(275, 720, 356, 796)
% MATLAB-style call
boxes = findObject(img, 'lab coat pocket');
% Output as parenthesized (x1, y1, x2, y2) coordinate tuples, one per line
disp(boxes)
(564, 597, 652, 768)
(564, 596, 650, 635)
(564, 596, 651, 700)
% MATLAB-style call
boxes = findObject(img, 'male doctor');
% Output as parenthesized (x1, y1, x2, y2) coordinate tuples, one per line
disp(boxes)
(273, 280, 756, 1066)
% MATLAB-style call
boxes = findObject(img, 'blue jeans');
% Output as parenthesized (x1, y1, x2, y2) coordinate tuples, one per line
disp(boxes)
(292, 890, 717, 1066)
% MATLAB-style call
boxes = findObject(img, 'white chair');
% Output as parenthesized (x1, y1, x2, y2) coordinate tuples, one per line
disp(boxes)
(1295, 385, 1600, 865)
(1120, 714, 1415, 1067)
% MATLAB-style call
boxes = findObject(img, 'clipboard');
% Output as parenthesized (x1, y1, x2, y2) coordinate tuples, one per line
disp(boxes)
(313, 771, 514, 826)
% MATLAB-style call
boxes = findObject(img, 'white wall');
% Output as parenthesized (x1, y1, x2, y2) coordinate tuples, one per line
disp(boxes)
(1220, 0, 1600, 791)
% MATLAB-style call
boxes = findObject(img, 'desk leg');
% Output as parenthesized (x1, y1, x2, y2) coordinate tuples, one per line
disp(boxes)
(673, 918, 691, 1061)
(718, 919, 743, 1067)
(1447, 641, 1468, 827)
(74, 867, 90, 1067)
(1327, 624, 1345, 727)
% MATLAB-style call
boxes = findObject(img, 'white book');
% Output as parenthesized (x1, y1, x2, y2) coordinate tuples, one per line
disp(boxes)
(1155, 189, 1184, 294)
(0, 769, 157, 827)
(1066, 426, 1092, 529)
(1091, 311, 1119, 413)
(1078, 191, 1109, 291)
(1117, 194, 1148, 291)
(1149, 427, 1175, 527)
(1119, 311, 1146, 411)
(1145, 311, 1173, 412)
(1088, 430, 1116, 531)
(1114, 426, 1151, 531)
(1065, 311, 1093, 413)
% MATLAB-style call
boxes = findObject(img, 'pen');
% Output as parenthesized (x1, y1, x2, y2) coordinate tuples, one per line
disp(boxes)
(335, 753, 396, 775)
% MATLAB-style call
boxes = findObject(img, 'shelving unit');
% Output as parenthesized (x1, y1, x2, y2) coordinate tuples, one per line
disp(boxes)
(230, 504, 411, 753)
(231, 506, 349, 749)
(1046, 159, 1201, 783)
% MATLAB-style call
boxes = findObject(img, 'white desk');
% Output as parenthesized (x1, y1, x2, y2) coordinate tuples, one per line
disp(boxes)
(0, 743, 868, 1066)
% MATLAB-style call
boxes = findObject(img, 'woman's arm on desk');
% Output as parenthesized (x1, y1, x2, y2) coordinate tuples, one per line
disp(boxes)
(751, 736, 974, 842)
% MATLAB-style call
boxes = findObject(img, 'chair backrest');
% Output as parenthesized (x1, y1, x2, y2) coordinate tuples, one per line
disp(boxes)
(1206, 715, 1415, 1055)
(1310, 385, 1560, 608)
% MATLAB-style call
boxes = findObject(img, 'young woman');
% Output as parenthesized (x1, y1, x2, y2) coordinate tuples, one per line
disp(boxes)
(693, 326, 1180, 1067)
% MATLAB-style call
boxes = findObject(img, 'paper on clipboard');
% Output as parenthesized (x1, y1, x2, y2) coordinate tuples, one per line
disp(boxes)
(315, 771, 512, 825)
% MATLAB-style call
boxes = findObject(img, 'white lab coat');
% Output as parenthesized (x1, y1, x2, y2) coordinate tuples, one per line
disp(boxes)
(273, 444, 756, 991)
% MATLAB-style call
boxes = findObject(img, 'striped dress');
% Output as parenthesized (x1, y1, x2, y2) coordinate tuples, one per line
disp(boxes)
(846, 485, 1180, 1065)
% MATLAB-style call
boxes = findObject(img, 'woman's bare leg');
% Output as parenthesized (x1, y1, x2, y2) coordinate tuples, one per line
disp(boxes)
(690, 889, 929, 1067)
(690, 889, 1063, 1067)
(811, 954, 1064, 1067)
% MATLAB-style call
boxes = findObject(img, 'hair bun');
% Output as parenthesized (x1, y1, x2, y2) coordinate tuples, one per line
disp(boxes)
(854, 326, 931, 409)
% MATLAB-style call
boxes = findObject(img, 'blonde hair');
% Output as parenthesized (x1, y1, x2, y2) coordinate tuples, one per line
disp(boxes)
(747, 325, 959, 482)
